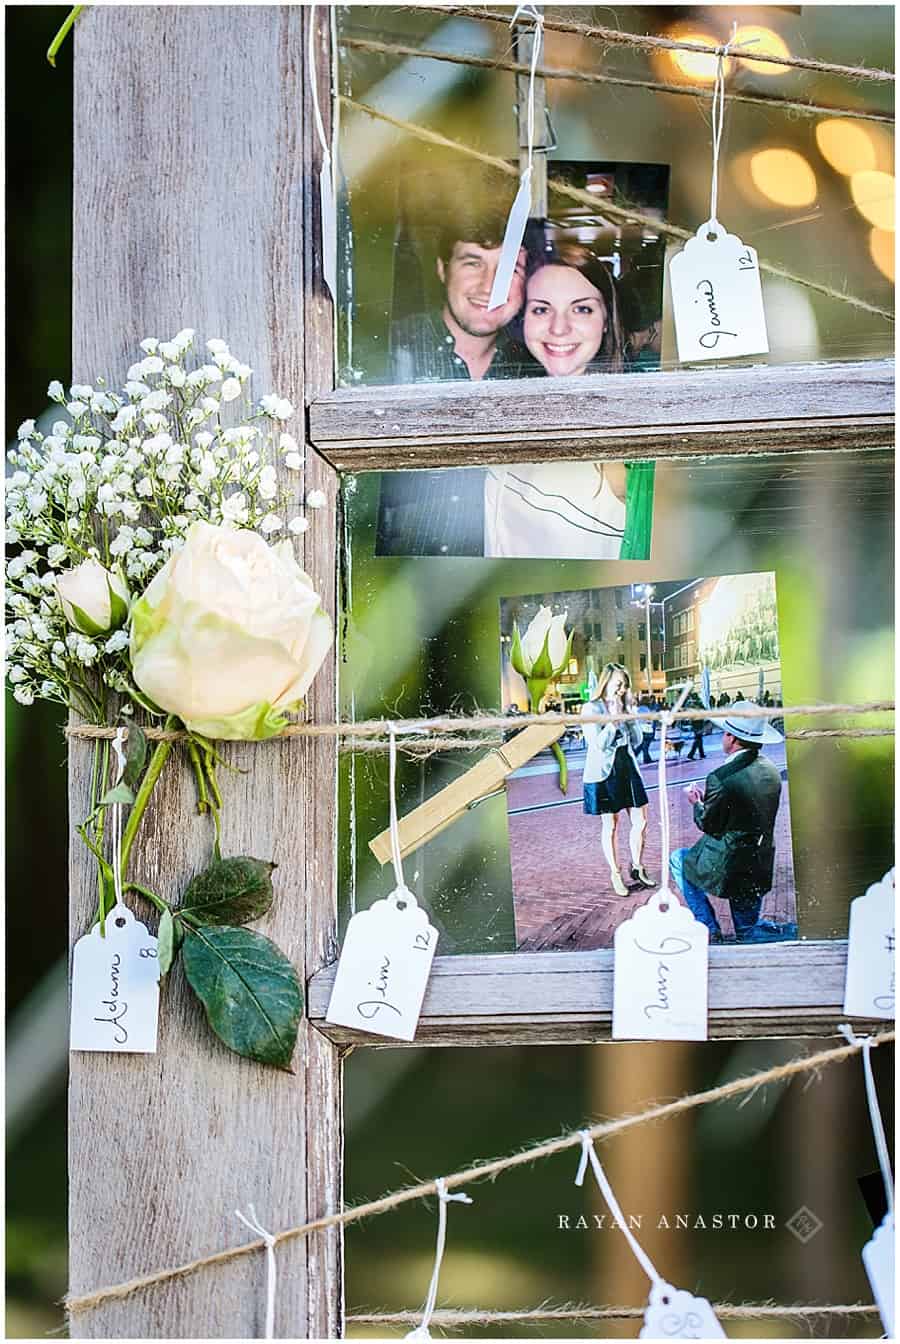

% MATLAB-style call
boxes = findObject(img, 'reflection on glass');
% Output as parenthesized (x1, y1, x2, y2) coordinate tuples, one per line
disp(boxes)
(336, 6, 894, 385)
(339, 451, 894, 953)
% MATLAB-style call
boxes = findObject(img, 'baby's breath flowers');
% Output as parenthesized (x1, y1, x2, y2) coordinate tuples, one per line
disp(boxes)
(5, 331, 313, 718)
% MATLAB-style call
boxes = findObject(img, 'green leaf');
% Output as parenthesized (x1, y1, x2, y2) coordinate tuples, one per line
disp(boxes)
(179, 856, 276, 925)
(157, 908, 184, 976)
(99, 783, 136, 807)
(67, 600, 107, 638)
(510, 622, 527, 677)
(123, 721, 147, 789)
(529, 630, 556, 681)
(182, 925, 303, 1068)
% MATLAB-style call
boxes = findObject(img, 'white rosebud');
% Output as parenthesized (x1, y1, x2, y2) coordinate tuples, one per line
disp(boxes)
(48, 380, 65, 401)
(139, 338, 160, 353)
(221, 377, 242, 403)
(284, 452, 304, 471)
(306, 489, 327, 509)
(57, 559, 130, 636)
(288, 516, 309, 535)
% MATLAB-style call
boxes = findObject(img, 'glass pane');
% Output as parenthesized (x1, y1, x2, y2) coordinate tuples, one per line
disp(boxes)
(339, 449, 893, 952)
(335, 5, 894, 387)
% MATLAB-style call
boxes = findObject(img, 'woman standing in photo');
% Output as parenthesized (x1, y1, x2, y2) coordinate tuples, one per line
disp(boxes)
(484, 243, 654, 560)
(581, 662, 653, 897)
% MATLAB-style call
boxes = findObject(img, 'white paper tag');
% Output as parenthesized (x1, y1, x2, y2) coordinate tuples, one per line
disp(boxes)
(326, 887, 438, 1041)
(613, 889, 709, 1041)
(641, 1280, 726, 1339)
(70, 904, 160, 1053)
(320, 154, 337, 302)
(863, 1212, 895, 1337)
(844, 870, 895, 1019)
(669, 220, 769, 363)
(487, 168, 532, 311)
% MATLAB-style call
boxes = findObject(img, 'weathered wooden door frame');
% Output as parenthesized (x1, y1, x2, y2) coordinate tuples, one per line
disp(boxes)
(69, 9, 343, 1338)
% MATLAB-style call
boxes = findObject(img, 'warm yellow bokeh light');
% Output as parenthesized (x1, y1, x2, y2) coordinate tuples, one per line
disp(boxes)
(749, 149, 817, 207)
(815, 119, 878, 176)
(732, 25, 791, 76)
(869, 228, 895, 280)
(663, 28, 727, 84)
(850, 170, 895, 231)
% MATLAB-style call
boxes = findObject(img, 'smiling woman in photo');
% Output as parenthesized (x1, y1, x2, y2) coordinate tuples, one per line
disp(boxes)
(523, 242, 625, 376)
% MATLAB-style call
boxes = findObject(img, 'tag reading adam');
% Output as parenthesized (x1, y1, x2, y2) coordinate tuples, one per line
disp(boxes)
(613, 889, 710, 1041)
(641, 1280, 726, 1340)
(844, 870, 895, 1019)
(669, 220, 769, 363)
(326, 887, 438, 1041)
(70, 904, 160, 1053)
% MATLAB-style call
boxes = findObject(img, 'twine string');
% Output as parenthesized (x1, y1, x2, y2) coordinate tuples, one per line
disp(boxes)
(63, 1029, 894, 1317)
(351, 1303, 880, 1325)
(839, 1025, 894, 1216)
(709, 24, 757, 231)
(234, 1206, 277, 1339)
(576, 1132, 660, 1285)
(406, 1178, 473, 1338)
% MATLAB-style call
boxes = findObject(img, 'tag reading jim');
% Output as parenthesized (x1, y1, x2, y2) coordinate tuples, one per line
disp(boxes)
(844, 870, 895, 1020)
(613, 889, 709, 1041)
(70, 904, 160, 1053)
(326, 887, 438, 1041)
(669, 220, 769, 363)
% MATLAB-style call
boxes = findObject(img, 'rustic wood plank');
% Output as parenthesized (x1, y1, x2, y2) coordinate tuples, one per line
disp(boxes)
(308, 358, 894, 469)
(69, 8, 341, 1338)
(307, 941, 881, 1045)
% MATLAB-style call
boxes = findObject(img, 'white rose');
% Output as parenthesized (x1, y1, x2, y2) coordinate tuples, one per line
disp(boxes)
(57, 559, 130, 636)
(130, 520, 333, 739)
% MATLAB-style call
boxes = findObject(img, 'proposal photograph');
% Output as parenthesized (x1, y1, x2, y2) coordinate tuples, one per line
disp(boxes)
(499, 573, 798, 951)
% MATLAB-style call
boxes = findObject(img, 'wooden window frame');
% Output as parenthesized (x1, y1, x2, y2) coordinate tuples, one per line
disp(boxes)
(304, 16, 893, 1049)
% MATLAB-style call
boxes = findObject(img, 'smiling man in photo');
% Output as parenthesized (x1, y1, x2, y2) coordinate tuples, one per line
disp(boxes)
(390, 209, 533, 383)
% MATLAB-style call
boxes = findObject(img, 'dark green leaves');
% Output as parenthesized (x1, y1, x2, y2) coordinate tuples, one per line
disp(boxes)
(157, 908, 183, 976)
(99, 783, 135, 807)
(123, 722, 148, 789)
(182, 926, 302, 1068)
(180, 857, 276, 925)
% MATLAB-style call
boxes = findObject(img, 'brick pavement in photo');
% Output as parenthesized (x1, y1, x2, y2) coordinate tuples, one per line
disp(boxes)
(508, 735, 797, 951)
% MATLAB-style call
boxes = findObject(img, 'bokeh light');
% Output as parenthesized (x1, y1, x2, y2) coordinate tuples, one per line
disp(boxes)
(850, 169, 895, 230)
(732, 25, 791, 76)
(815, 119, 878, 176)
(749, 148, 818, 207)
(662, 27, 726, 84)
(869, 227, 895, 280)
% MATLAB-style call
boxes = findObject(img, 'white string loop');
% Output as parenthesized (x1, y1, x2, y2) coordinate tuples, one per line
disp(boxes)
(308, 5, 331, 164)
(235, 1205, 278, 1339)
(656, 683, 691, 886)
(839, 1025, 894, 1216)
(575, 1132, 661, 1285)
(510, 5, 544, 178)
(709, 22, 759, 231)
(110, 726, 127, 911)
(406, 1178, 474, 1339)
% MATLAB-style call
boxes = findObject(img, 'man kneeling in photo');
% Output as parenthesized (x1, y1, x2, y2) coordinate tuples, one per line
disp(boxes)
(669, 704, 787, 944)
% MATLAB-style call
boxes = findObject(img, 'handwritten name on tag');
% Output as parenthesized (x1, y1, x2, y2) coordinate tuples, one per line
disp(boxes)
(70, 904, 160, 1053)
(863, 1213, 894, 1337)
(669, 220, 769, 363)
(844, 870, 895, 1019)
(641, 1281, 726, 1340)
(613, 890, 709, 1041)
(326, 887, 438, 1041)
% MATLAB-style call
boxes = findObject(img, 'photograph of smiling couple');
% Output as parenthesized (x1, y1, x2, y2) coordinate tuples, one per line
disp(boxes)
(377, 161, 669, 559)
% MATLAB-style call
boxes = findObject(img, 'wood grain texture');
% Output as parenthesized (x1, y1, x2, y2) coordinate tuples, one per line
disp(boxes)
(69, 8, 341, 1338)
(307, 940, 882, 1045)
(308, 359, 894, 470)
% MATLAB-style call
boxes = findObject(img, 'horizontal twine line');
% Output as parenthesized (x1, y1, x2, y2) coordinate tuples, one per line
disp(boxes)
(430, 4, 896, 83)
(64, 1029, 894, 1317)
(63, 700, 895, 747)
(348, 1302, 879, 1325)
(341, 95, 896, 324)
(343, 36, 894, 124)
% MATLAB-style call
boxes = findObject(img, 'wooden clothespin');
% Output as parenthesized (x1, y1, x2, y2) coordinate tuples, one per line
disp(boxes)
(368, 722, 565, 866)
